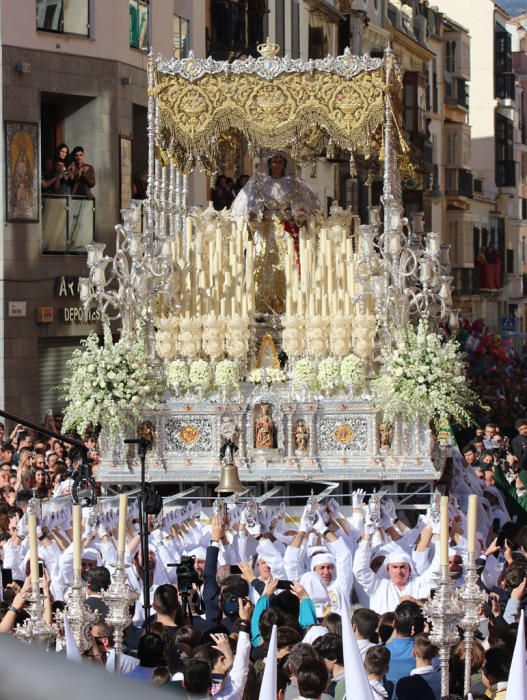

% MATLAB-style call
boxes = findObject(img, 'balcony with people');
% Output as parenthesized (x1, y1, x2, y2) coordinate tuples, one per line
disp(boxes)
(40, 143, 95, 254)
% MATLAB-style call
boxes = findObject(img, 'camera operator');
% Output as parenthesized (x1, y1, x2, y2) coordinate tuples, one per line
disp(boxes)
(511, 418, 527, 470)
(493, 451, 527, 525)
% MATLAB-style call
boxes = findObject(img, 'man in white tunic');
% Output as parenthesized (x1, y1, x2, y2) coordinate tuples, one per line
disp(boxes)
(352, 525, 440, 614)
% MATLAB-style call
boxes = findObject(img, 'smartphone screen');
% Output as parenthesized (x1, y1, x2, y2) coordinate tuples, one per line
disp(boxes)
(38, 561, 44, 578)
(2, 568, 13, 586)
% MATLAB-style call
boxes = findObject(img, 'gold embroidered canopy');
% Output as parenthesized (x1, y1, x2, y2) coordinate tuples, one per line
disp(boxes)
(150, 40, 403, 174)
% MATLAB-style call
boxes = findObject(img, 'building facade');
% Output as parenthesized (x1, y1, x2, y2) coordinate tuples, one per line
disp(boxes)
(0, 0, 207, 422)
(2, 0, 526, 422)
(435, 0, 527, 333)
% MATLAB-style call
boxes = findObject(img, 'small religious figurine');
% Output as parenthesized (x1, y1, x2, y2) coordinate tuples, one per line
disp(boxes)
(379, 421, 393, 450)
(294, 419, 309, 455)
(255, 404, 275, 449)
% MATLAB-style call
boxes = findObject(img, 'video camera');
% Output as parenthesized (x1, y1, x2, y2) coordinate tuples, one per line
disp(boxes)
(175, 555, 201, 594)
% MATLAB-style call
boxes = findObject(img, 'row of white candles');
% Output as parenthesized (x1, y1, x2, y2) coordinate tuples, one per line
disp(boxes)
(27, 492, 478, 584)
(173, 218, 254, 319)
(27, 494, 129, 586)
(284, 227, 359, 318)
(171, 217, 365, 321)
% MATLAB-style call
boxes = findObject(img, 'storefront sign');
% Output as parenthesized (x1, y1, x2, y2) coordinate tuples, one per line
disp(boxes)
(8, 301, 27, 317)
(62, 307, 100, 324)
(56, 276, 80, 297)
(37, 307, 54, 323)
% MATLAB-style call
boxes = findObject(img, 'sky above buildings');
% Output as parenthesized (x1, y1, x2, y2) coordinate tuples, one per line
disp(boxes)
(500, 0, 527, 15)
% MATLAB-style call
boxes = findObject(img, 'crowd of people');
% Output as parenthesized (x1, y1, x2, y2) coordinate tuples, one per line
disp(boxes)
(0, 410, 526, 698)
(41, 143, 96, 199)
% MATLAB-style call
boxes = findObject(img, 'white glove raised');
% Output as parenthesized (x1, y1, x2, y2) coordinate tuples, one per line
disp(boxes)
(299, 505, 312, 534)
(363, 512, 377, 537)
(352, 489, 366, 508)
(312, 513, 328, 536)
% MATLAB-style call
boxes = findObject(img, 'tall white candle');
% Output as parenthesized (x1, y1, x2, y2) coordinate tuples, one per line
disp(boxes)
(118, 494, 128, 556)
(73, 504, 82, 574)
(440, 496, 449, 567)
(467, 495, 478, 554)
(28, 512, 40, 585)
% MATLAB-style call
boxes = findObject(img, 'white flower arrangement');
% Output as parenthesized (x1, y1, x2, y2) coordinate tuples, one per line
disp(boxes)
(215, 359, 239, 389)
(189, 359, 213, 389)
(247, 367, 286, 385)
(293, 358, 318, 391)
(341, 353, 365, 387)
(373, 317, 479, 426)
(167, 359, 189, 389)
(60, 321, 162, 437)
(318, 358, 342, 394)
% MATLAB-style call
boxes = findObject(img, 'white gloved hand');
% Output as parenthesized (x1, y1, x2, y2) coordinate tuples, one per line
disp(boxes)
(227, 505, 240, 526)
(299, 506, 312, 534)
(246, 520, 262, 538)
(312, 513, 327, 536)
(259, 508, 274, 532)
(97, 523, 108, 540)
(363, 512, 377, 537)
(151, 528, 163, 544)
(383, 498, 396, 521)
(352, 489, 366, 508)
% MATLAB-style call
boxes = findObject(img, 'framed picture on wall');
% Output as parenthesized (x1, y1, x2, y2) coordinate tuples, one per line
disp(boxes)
(119, 135, 133, 210)
(5, 121, 39, 222)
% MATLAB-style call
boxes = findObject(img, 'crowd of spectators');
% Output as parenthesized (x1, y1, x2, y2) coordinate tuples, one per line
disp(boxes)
(0, 409, 526, 699)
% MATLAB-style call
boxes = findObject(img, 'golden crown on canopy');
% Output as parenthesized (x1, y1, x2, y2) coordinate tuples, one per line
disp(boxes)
(257, 37, 281, 59)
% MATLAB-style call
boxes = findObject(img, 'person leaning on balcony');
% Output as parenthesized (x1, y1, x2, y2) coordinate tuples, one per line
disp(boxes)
(67, 146, 96, 199)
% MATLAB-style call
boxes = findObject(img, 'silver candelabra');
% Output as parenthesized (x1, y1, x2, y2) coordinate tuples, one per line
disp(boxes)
(458, 552, 486, 696)
(103, 556, 138, 673)
(423, 564, 463, 699)
(79, 205, 174, 346)
(14, 580, 55, 646)
(65, 571, 100, 652)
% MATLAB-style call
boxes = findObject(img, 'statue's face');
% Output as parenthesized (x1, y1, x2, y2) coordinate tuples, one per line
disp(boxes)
(269, 155, 286, 179)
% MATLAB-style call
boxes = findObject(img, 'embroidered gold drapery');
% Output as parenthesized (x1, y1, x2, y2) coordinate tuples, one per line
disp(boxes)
(151, 46, 390, 174)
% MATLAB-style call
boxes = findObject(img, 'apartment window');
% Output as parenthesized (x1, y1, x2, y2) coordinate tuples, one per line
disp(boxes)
(309, 12, 334, 59)
(36, 0, 89, 36)
(292, 0, 300, 58)
(208, 0, 267, 60)
(173, 14, 190, 59)
(276, 0, 285, 56)
(446, 40, 456, 73)
(496, 114, 515, 187)
(403, 72, 426, 136)
(130, 0, 149, 50)
(495, 26, 512, 74)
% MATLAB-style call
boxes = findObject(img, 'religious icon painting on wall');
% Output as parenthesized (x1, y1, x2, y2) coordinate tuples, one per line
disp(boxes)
(5, 121, 39, 222)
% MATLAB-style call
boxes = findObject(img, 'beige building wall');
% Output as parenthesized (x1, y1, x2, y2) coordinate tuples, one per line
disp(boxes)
(436, 0, 496, 200)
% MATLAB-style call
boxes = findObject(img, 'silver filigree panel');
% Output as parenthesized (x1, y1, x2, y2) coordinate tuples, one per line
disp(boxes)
(317, 415, 369, 454)
(164, 416, 214, 454)
(156, 50, 383, 82)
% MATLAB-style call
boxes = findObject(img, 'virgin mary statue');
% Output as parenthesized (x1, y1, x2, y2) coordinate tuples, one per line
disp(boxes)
(231, 153, 320, 315)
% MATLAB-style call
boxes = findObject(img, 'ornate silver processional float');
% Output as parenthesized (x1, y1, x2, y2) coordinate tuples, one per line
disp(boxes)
(79, 40, 456, 486)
